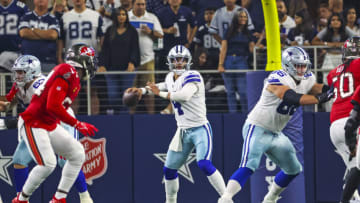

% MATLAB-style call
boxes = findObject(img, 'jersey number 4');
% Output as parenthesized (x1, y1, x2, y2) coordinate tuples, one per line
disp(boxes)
(332, 72, 354, 100)
(172, 101, 184, 115)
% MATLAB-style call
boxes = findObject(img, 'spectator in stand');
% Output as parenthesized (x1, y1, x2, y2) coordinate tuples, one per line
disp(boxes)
(194, 7, 221, 65)
(99, 7, 140, 114)
(209, 0, 254, 44)
(189, 0, 224, 27)
(276, 0, 296, 45)
(329, 0, 343, 14)
(120, 0, 132, 11)
(241, 0, 264, 33)
(312, 12, 356, 84)
(98, 0, 119, 31)
(316, 2, 332, 32)
(194, 47, 227, 112)
(146, 0, 167, 15)
(58, 0, 105, 115)
(218, 8, 255, 113)
(86, 0, 120, 10)
(282, 0, 307, 18)
(49, 0, 70, 20)
(156, 0, 195, 70)
(287, 9, 317, 46)
(18, 0, 59, 72)
(129, 0, 163, 114)
(344, 6, 360, 36)
(0, 0, 28, 72)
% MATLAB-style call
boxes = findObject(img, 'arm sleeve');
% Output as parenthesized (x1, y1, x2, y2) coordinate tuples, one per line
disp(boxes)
(156, 82, 168, 91)
(46, 78, 78, 126)
(130, 28, 141, 67)
(170, 83, 198, 102)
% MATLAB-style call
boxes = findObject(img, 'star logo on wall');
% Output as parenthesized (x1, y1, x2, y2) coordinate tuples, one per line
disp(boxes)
(0, 150, 13, 186)
(154, 153, 196, 184)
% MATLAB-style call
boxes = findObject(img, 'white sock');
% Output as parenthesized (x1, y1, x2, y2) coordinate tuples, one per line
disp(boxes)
(56, 152, 84, 199)
(165, 178, 179, 203)
(222, 180, 242, 199)
(264, 182, 285, 200)
(207, 170, 226, 196)
(21, 165, 55, 200)
(79, 191, 91, 198)
(0, 119, 6, 130)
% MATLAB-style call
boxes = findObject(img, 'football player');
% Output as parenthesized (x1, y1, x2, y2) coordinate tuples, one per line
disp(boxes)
(328, 36, 360, 203)
(127, 45, 226, 203)
(1, 55, 94, 203)
(12, 44, 98, 203)
(218, 47, 334, 203)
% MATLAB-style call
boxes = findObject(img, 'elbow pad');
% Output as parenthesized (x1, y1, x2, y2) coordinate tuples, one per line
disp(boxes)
(283, 89, 303, 106)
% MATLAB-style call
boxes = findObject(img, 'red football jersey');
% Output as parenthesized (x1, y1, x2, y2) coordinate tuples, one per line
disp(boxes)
(328, 58, 360, 123)
(20, 63, 80, 131)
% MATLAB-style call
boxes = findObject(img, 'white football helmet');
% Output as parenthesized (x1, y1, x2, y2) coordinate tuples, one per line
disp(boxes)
(167, 45, 192, 75)
(281, 46, 312, 81)
(12, 55, 42, 87)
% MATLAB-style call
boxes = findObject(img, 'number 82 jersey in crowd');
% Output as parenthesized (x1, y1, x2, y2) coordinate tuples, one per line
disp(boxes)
(164, 70, 208, 128)
(247, 69, 316, 133)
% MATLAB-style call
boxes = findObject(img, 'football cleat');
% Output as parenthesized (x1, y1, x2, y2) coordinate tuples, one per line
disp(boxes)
(49, 196, 66, 203)
(262, 196, 281, 203)
(217, 196, 234, 203)
(12, 194, 28, 203)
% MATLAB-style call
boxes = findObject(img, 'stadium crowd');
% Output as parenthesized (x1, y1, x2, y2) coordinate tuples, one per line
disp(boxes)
(0, 0, 360, 114)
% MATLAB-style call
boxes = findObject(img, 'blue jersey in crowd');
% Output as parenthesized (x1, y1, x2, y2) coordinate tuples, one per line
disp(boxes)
(18, 11, 60, 64)
(225, 30, 256, 57)
(193, 23, 220, 56)
(157, 5, 195, 52)
(0, 0, 28, 53)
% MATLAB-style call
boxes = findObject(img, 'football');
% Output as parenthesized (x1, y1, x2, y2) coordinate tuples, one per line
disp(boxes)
(122, 90, 139, 107)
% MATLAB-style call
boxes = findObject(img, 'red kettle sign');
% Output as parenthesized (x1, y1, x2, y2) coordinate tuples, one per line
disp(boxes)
(80, 137, 108, 185)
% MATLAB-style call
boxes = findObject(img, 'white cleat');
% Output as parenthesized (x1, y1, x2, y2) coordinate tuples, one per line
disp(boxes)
(79, 191, 93, 203)
(262, 196, 281, 203)
(218, 196, 234, 203)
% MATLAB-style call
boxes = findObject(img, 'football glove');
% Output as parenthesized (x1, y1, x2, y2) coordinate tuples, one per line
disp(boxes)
(315, 85, 334, 104)
(74, 121, 98, 136)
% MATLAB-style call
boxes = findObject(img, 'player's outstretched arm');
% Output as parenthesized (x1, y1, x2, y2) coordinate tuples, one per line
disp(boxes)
(46, 78, 98, 136)
(267, 84, 334, 105)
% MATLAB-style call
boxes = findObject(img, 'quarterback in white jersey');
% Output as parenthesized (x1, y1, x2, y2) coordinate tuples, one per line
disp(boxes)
(218, 47, 334, 203)
(127, 45, 226, 203)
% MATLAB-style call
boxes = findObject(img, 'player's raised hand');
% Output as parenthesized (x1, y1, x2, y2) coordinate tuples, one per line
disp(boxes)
(74, 121, 98, 136)
(147, 82, 160, 96)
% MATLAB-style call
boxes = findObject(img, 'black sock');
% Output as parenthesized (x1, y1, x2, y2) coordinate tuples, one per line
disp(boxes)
(341, 167, 360, 202)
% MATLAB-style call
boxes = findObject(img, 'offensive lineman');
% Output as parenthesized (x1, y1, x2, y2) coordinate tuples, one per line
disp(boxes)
(127, 45, 226, 203)
(218, 47, 334, 203)
(329, 37, 360, 203)
(12, 44, 98, 203)
(1, 55, 93, 203)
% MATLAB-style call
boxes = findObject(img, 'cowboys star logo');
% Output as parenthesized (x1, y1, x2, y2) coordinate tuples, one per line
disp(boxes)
(154, 153, 196, 184)
(0, 150, 13, 186)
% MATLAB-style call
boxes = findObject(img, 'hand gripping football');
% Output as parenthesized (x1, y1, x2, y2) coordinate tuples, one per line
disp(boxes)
(122, 90, 139, 107)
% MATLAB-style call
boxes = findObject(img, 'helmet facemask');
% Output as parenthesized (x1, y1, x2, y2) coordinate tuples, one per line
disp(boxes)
(167, 56, 191, 75)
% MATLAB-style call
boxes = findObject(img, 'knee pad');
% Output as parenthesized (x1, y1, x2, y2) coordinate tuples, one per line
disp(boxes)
(44, 153, 57, 168)
(66, 144, 85, 165)
(197, 160, 216, 176)
(163, 167, 178, 180)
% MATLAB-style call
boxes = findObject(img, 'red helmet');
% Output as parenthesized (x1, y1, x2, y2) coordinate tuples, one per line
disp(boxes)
(65, 43, 98, 79)
(342, 36, 360, 63)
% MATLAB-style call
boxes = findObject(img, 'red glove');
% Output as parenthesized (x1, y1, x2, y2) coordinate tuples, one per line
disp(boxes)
(6, 83, 19, 102)
(74, 121, 98, 136)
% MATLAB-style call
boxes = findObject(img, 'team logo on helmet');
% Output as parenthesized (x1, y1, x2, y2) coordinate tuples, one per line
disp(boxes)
(80, 137, 108, 185)
(79, 46, 95, 57)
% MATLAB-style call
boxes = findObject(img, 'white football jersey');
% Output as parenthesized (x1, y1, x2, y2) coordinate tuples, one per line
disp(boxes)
(247, 70, 316, 133)
(61, 8, 104, 51)
(164, 70, 208, 128)
(16, 75, 46, 107)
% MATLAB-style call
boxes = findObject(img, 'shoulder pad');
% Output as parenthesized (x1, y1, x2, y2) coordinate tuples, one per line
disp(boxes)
(16, 1, 26, 8)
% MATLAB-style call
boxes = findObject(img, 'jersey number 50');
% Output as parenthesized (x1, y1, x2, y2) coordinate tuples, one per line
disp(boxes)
(332, 72, 354, 100)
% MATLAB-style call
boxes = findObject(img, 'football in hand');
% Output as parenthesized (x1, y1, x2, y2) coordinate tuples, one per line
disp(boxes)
(122, 90, 139, 107)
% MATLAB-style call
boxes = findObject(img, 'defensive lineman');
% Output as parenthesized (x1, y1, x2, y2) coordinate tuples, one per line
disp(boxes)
(218, 46, 334, 203)
(127, 45, 226, 203)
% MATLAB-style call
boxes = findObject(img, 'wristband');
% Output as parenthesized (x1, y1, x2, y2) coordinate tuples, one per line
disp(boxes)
(159, 91, 168, 99)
